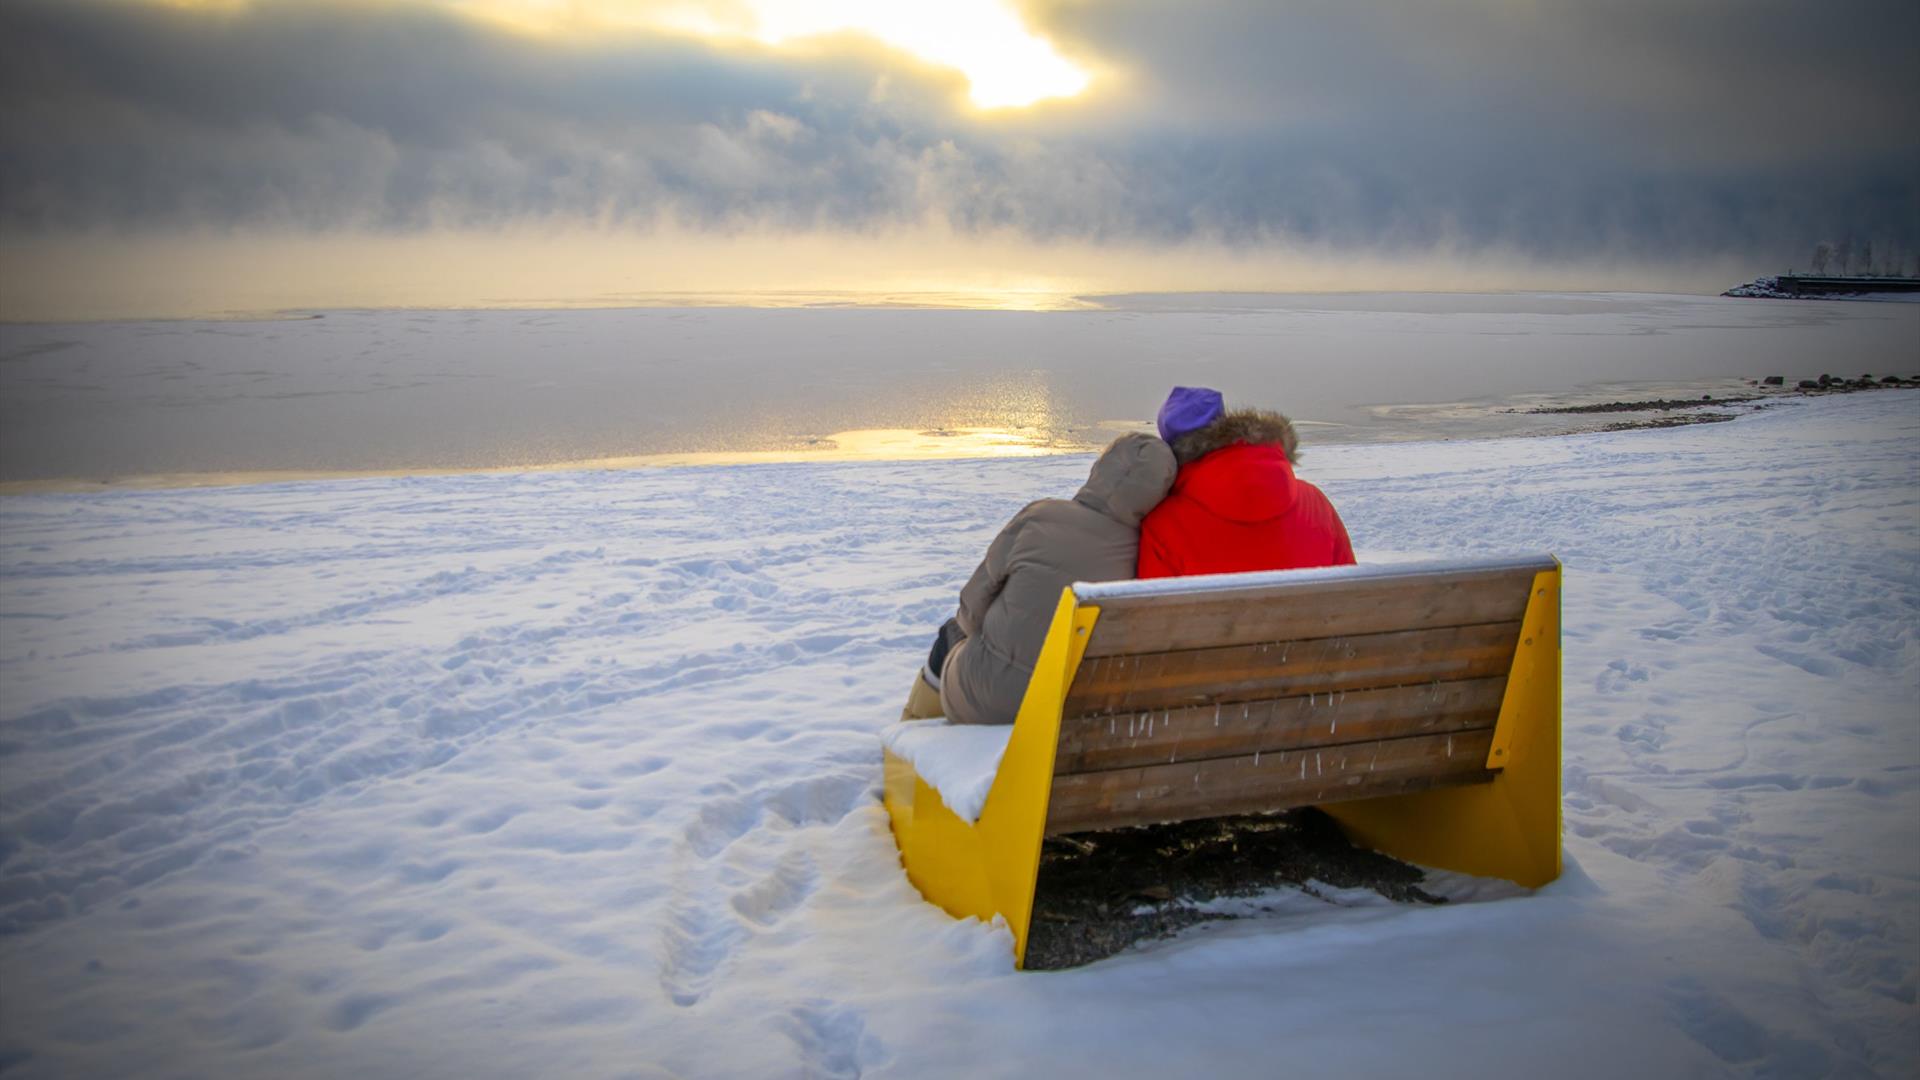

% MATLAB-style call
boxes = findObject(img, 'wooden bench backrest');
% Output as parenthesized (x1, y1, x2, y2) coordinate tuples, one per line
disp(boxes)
(1042, 556, 1557, 834)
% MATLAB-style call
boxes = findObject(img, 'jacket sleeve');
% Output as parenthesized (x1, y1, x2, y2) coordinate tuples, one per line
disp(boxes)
(956, 504, 1031, 636)
(1136, 512, 1176, 578)
(1327, 501, 1357, 566)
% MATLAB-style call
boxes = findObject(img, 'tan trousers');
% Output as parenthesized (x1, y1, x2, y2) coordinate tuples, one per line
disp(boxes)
(900, 672, 944, 720)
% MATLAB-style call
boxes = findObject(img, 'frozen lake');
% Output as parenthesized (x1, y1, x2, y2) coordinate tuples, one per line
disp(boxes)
(1, 292, 1915, 486)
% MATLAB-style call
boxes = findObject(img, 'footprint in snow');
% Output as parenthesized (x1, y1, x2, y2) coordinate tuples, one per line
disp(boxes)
(459, 804, 527, 834)
(780, 1000, 886, 1080)
(325, 993, 396, 1033)
(655, 894, 749, 1008)
(683, 796, 762, 859)
(613, 756, 670, 778)
(1595, 658, 1651, 693)
(764, 772, 874, 828)
(729, 850, 818, 928)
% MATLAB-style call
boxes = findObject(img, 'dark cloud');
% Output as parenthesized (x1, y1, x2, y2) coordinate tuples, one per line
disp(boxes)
(2, 0, 1916, 264)
(1019, 0, 1920, 255)
(1028, 1, 1920, 162)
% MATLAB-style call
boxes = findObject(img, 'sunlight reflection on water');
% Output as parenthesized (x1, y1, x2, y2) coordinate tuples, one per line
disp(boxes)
(0, 427, 1089, 493)
(577, 425, 1081, 466)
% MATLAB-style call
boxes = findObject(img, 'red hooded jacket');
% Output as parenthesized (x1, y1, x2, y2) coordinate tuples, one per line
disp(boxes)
(1138, 443, 1355, 578)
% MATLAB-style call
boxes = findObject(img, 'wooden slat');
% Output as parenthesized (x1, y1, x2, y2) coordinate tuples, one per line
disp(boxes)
(1053, 677, 1507, 774)
(1062, 622, 1521, 716)
(1081, 566, 1538, 657)
(1044, 729, 1497, 834)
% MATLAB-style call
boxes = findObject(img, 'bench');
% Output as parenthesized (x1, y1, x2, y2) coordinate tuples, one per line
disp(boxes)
(881, 555, 1562, 968)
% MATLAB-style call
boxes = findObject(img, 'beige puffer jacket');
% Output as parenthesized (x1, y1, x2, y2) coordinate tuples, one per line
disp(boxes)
(940, 434, 1176, 724)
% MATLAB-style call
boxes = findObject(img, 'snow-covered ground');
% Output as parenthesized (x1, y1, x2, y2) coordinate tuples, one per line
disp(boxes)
(1, 392, 1915, 1078)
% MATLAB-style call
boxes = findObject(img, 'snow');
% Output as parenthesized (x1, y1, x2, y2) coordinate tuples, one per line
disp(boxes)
(877, 720, 1013, 824)
(1072, 552, 1556, 601)
(1, 391, 1916, 1077)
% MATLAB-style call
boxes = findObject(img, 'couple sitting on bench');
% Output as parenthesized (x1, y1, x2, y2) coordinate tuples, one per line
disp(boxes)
(904, 385, 1356, 725)
(882, 388, 1562, 965)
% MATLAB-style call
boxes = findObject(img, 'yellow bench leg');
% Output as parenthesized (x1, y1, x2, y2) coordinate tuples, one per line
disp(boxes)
(1326, 566, 1563, 888)
(882, 591, 1097, 967)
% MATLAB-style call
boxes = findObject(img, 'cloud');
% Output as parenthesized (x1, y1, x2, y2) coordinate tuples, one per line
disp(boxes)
(1016, 0, 1920, 255)
(0, 0, 982, 232)
(1, 0, 1916, 267)
(1026, 1, 1920, 162)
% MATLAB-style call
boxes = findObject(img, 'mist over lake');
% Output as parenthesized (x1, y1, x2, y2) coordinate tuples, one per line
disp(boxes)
(2, 292, 1915, 486)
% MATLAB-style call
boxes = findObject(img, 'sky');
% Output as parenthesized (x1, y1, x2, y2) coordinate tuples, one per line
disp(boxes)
(2, 0, 1917, 317)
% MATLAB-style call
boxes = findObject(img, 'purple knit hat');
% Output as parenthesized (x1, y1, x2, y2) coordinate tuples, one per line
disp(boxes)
(1156, 386, 1225, 443)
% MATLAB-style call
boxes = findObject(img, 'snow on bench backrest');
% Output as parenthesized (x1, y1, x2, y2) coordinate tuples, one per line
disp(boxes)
(1045, 554, 1557, 834)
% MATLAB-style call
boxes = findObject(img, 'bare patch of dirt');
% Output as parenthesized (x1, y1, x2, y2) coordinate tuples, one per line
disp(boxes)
(1023, 809, 1443, 971)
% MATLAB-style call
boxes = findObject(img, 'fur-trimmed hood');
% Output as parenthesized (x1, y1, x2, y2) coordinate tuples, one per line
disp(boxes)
(1168, 409, 1298, 466)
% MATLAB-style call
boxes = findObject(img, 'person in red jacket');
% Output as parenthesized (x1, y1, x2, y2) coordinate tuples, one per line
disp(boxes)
(1138, 386, 1355, 578)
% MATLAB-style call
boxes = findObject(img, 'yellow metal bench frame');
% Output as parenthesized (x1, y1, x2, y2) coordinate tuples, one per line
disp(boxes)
(882, 561, 1562, 968)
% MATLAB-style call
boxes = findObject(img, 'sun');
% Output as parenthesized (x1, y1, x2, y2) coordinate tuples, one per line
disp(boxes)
(742, 1, 1089, 109)
(435, 0, 1091, 109)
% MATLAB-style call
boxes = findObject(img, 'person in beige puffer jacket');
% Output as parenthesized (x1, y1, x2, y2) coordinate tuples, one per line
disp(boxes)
(903, 433, 1177, 725)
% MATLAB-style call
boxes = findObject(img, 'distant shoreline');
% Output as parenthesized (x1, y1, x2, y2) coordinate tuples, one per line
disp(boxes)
(1724, 274, 1920, 302)
(0, 287, 1858, 328)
